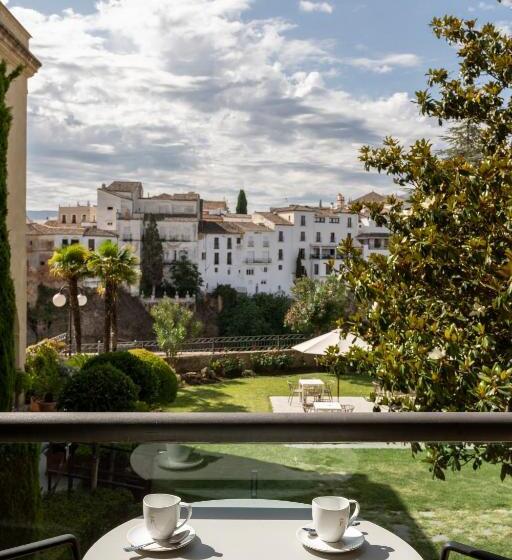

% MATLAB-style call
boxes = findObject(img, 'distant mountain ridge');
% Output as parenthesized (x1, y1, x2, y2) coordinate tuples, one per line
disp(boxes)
(27, 210, 57, 222)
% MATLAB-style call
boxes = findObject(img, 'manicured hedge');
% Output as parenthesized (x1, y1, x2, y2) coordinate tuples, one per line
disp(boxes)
(129, 349, 178, 404)
(84, 351, 159, 403)
(251, 352, 294, 373)
(59, 363, 138, 412)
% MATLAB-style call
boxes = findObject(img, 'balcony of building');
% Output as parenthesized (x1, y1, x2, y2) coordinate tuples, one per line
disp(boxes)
(244, 257, 272, 264)
(0, 414, 510, 560)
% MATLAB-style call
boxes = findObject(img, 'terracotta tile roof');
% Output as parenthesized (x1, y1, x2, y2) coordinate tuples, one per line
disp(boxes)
(255, 212, 293, 226)
(104, 181, 142, 193)
(199, 219, 272, 234)
(149, 192, 200, 201)
(199, 220, 243, 234)
(27, 222, 117, 238)
(351, 191, 388, 204)
(271, 204, 317, 213)
(203, 200, 228, 211)
(83, 227, 117, 238)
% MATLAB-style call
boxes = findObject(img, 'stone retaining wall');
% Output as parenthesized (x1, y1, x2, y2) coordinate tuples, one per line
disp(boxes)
(172, 349, 318, 374)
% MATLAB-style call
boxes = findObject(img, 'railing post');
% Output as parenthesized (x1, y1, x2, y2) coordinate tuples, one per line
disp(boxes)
(277, 335, 281, 350)
(97, 340, 101, 354)
(212, 339, 215, 354)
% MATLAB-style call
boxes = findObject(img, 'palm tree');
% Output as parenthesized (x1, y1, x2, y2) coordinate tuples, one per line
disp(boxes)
(48, 244, 90, 353)
(88, 240, 138, 352)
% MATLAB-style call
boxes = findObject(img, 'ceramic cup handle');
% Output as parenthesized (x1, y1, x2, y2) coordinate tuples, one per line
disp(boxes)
(348, 499, 360, 526)
(176, 502, 192, 531)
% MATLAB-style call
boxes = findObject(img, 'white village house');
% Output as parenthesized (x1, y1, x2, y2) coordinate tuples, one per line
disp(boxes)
(29, 181, 391, 296)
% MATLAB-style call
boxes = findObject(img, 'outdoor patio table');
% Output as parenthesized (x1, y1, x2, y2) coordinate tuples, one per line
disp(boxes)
(313, 401, 342, 412)
(83, 498, 423, 560)
(299, 378, 324, 403)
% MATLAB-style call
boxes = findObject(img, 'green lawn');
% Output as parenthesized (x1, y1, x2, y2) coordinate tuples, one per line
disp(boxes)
(158, 371, 512, 559)
(166, 371, 372, 412)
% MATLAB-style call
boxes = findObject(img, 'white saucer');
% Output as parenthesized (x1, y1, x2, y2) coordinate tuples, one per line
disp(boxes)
(157, 453, 204, 470)
(127, 523, 196, 553)
(296, 525, 365, 554)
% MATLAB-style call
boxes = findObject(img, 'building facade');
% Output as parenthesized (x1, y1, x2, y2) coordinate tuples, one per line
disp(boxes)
(37, 181, 392, 298)
(1, 4, 40, 366)
(26, 221, 118, 302)
(58, 202, 96, 226)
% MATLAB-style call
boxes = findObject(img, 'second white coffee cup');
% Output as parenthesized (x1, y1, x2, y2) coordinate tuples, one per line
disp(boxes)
(312, 496, 360, 542)
(143, 493, 192, 541)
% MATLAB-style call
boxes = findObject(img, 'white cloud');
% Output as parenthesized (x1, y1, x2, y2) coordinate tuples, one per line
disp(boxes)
(12, 0, 437, 210)
(348, 53, 421, 74)
(299, 1, 334, 14)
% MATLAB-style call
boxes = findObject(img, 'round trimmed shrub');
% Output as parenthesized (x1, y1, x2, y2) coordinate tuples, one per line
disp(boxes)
(83, 351, 159, 403)
(58, 364, 138, 412)
(129, 349, 178, 404)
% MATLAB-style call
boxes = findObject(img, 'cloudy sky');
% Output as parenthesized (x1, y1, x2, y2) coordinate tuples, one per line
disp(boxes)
(6, 0, 512, 211)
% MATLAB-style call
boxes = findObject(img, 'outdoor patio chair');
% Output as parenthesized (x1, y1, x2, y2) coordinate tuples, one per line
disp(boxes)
(440, 541, 510, 560)
(322, 382, 333, 401)
(287, 381, 301, 405)
(0, 534, 81, 559)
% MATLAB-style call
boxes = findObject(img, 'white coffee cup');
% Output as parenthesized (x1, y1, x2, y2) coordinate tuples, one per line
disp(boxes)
(312, 496, 360, 543)
(165, 443, 192, 463)
(143, 494, 192, 541)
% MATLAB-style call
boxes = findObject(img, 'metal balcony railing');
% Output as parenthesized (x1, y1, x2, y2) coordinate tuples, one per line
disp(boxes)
(73, 333, 309, 354)
(244, 257, 272, 264)
(0, 412, 510, 443)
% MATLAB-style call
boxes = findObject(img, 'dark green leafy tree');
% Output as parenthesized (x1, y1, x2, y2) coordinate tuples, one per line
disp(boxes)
(168, 257, 203, 297)
(285, 276, 353, 336)
(140, 214, 163, 297)
(0, 62, 41, 550)
(88, 241, 138, 352)
(48, 243, 90, 353)
(338, 15, 512, 479)
(236, 189, 248, 214)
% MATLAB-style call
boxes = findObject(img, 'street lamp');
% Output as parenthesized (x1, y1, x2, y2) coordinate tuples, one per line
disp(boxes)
(52, 287, 87, 355)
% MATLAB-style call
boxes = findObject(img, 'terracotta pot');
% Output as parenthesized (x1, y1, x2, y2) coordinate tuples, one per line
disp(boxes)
(30, 396, 41, 412)
(38, 401, 57, 412)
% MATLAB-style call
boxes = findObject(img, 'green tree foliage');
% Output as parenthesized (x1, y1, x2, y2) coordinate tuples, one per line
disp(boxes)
(0, 61, 21, 410)
(338, 15, 512, 479)
(0, 62, 41, 551)
(167, 257, 203, 297)
(88, 241, 138, 352)
(27, 284, 65, 342)
(59, 363, 138, 412)
(140, 214, 163, 297)
(285, 276, 353, 335)
(84, 351, 158, 403)
(295, 251, 306, 279)
(213, 286, 292, 336)
(236, 189, 248, 214)
(151, 297, 202, 359)
(48, 243, 90, 353)
(0, 443, 41, 550)
(440, 120, 485, 164)
(25, 339, 64, 402)
(129, 348, 178, 403)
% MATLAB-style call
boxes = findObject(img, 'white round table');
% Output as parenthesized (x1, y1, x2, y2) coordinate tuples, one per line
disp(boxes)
(83, 498, 423, 559)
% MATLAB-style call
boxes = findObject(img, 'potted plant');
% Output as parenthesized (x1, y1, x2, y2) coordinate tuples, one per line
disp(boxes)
(25, 339, 65, 412)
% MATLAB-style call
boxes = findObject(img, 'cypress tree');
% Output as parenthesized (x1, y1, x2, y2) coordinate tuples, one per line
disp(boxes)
(0, 61, 21, 411)
(236, 189, 248, 214)
(140, 214, 164, 297)
(295, 251, 306, 279)
(0, 62, 42, 548)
